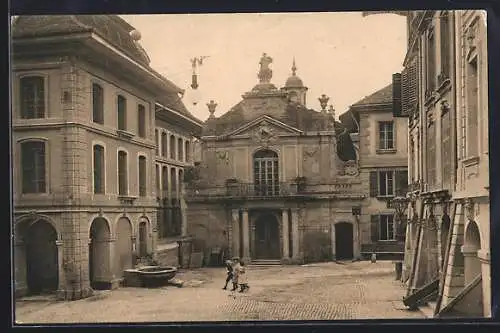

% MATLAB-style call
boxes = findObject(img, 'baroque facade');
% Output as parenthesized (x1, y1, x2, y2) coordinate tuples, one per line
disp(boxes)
(340, 82, 409, 260)
(399, 10, 490, 317)
(185, 54, 408, 264)
(11, 15, 201, 300)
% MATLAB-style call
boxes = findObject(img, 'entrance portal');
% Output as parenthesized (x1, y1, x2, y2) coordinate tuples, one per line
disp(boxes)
(335, 222, 354, 260)
(116, 217, 133, 278)
(89, 217, 111, 290)
(254, 213, 280, 259)
(25, 220, 59, 294)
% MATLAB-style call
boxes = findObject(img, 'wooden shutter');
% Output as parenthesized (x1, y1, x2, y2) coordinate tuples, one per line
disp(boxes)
(395, 170, 408, 196)
(392, 73, 402, 117)
(369, 171, 378, 197)
(402, 55, 419, 117)
(371, 215, 380, 242)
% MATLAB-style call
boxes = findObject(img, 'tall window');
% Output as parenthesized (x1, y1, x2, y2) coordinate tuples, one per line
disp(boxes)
(118, 150, 128, 195)
(179, 169, 184, 186)
(162, 166, 169, 197)
(21, 141, 46, 193)
(427, 120, 436, 187)
(93, 145, 105, 194)
(253, 149, 279, 196)
(185, 141, 191, 162)
(170, 167, 177, 197)
(426, 28, 436, 93)
(466, 57, 479, 157)
(169, 134, 176, 159)
(370, 170, 408, 197)
(117, 95, 127, 130)
(441, 109, 452, 190)
(138, 156, 147, 197)
(177, 138, 184, 161)
(378, 121, 394, 150)
(92, 83, 104, 124)
(155, 130, 159, 156)
(161, 132, 168, 157)
(20, 76, 45, 119)
(440, 11, 451, 78)
(137, 104, 146, 138)
(155, 164, 160, 196)
(379, 215, 395, 241)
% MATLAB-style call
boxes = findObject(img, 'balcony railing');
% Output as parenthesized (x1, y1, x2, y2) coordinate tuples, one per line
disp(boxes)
(185, 180, 362, 200)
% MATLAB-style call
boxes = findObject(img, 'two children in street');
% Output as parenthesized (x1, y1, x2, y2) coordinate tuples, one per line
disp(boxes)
(222, 257, 249, 293)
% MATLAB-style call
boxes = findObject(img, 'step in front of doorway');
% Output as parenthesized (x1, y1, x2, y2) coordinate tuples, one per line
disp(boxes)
(249, 259, 282, 267)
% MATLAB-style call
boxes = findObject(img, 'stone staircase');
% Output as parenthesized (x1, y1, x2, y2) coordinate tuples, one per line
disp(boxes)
(249, 259, 282, 267)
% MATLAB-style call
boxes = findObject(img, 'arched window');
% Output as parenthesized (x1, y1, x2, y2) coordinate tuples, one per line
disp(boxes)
(93, 144, 105, 194)
(253, 149, 279, 196)
(21, 140, 46, 193)
(169, 134, 176, 160)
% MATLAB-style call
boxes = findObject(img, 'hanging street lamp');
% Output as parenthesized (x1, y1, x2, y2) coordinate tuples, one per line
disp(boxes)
(391, 195, 409, 242)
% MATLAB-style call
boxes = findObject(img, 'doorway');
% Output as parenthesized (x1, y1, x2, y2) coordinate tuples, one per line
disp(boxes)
(25, 220, 59, 294)
(254, 213, 280, 259)
(335, 222, 354, 260)
(89, 217, 111, 290)
(138, 221, 148, 257)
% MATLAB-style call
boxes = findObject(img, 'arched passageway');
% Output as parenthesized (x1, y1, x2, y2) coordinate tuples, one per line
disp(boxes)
(89, 217, 111, 290)
(24, 220, 59, 294)
(464, 221, 481, 285)
(116, 217, 133, 278)
(138, 221, 148, 257)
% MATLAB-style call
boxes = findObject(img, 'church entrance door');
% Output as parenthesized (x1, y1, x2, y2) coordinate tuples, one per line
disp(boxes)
(254, 213, 280, 259)
(335, 222, 354, 260)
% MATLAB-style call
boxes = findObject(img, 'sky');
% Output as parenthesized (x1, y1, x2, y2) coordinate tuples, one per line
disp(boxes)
(121, 12, 407, 122)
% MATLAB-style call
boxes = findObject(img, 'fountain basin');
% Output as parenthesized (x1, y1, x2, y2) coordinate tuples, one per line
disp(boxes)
(137, 266, 177, 288)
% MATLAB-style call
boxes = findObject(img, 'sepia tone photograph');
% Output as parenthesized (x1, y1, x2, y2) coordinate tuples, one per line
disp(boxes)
(10, 10, 490, 324)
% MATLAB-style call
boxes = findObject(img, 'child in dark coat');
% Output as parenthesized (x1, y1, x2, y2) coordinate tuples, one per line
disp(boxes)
(222, 260, 234, 290)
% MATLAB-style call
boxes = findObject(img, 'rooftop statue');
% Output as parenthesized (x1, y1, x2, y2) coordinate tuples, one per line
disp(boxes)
(258, 53, 273, 83)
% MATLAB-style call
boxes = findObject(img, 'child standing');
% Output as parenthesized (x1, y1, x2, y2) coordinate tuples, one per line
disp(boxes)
(231, 257, 240, 291)
(237, 260, 250, 293)
(222, 260, 233, 290)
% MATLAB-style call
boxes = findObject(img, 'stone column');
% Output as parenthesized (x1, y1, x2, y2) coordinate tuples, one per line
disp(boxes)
(108, 237, 119, 289)
(281, 209, 290, 262)
(56, 240, 65, 297)
(461, 245, 481, 285)
(291, 208, 300, 262)
(250, 223, 256, 259)
(242, 209, 250, 263)
(477, 249, 491, 317)
(231, 209, 240, 258)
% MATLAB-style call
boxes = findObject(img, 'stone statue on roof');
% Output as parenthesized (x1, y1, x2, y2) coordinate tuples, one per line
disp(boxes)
(258, 53, 273, 83)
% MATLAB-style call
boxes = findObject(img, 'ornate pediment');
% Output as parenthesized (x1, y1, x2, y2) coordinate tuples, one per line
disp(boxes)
(225, 115, 303, 142)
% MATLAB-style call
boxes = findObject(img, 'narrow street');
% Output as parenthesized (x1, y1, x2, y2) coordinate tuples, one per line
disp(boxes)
(15, 261, 424, 323)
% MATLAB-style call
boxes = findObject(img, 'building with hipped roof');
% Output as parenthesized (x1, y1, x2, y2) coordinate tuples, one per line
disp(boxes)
(11, 15, 202, 300)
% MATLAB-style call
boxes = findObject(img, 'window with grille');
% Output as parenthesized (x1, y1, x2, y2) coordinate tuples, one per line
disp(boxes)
(21, 141, 46, 193)
(118, 150, 128, 195)
(93, 145, 105, 194)
(138, 156, 147, 197)
(138, 104, 146, 138)
(253, 150, 280, 196)
(117, 95, 127, 130)
(169, 135, 176, 159)
(378, 121, 394, 150)
(379, 215, 395, 241)
(92, 83, 104, 124)
(20, 76, 45, 119)
(369, 170, 407, 197)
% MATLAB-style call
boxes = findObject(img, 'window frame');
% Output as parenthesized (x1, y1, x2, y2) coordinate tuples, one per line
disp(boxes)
(137, 104, 146, 138)
(377, 121, 395, 151)
(19, 74, 47, 119)
(19, 138, 48, 194)
(92, 142, 106, 194)
(378, 170, 395, 197)
(169, 134, 176, 160)
(117, 148, 129, 196)
(91, 82, 105, 125)
(379, 214, 396, 241)
(138, 153, 147, 197)
(117, 94, 127, 131)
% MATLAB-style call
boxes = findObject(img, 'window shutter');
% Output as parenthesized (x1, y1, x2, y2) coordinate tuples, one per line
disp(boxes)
(401, 66, 410, 116)
(369, 171, 378, 197)
(402, 56, 419, 117)
(392, 73, 402, 117)
(395, 170, 408, 196)
(371, 215, 380, 242)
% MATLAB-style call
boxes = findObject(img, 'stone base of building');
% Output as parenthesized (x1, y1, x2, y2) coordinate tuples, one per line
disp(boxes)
(56, 286, 94, 301)
(281, 258, 292, 265)
(14, 286, 28, 299)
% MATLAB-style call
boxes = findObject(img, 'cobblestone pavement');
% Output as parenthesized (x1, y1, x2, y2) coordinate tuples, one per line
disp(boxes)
(15, 261, 424, 324)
